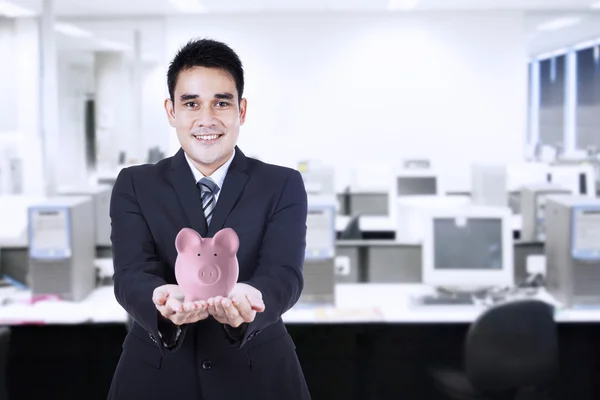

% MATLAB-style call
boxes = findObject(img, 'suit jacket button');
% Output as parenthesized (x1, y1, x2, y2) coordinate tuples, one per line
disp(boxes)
(202, 360, 212, 370)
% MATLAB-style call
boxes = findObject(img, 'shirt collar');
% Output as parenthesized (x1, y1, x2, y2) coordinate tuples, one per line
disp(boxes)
(184, 148, 236, 190)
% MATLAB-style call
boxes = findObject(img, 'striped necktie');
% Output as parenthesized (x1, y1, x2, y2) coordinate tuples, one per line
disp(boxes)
(198, 177, 220, 226)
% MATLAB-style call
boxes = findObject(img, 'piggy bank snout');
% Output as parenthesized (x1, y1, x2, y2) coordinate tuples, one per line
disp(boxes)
(198, 264, 220, 285)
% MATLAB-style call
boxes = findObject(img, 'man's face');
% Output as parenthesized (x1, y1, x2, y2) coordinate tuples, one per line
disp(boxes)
(165, 66, 246, 173)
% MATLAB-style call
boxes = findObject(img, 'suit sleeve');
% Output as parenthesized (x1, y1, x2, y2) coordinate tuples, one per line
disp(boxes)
(234, 169, 307, 348)
(110, 167, 186, 354)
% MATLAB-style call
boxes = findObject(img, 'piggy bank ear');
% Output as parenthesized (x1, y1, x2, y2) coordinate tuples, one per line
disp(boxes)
(212, 228, 239, 255)
(175, 228, 203, 253)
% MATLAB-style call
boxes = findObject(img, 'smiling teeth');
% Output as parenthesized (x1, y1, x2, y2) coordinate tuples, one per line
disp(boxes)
(196, 135, 218, 140)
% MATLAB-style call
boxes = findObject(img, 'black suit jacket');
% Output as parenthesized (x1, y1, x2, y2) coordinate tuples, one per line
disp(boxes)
(107, 147, 311, 400)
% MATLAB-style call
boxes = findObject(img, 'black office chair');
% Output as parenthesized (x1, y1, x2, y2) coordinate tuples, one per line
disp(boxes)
(0, 326, 11, 400)
(431, 299, 558, 400)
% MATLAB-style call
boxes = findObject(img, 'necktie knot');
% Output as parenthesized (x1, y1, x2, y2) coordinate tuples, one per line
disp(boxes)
(198, 177, 220, 196)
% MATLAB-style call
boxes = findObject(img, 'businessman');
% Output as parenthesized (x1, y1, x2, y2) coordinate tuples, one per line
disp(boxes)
(107, 38, 311, 399)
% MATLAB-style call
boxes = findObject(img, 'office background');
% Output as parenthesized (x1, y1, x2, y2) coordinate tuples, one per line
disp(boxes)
(2, 1, 600, 400)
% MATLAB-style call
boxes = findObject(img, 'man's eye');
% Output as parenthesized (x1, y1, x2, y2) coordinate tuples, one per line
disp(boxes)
(185, 102, 197, 107)
(216, 101, 229, 107)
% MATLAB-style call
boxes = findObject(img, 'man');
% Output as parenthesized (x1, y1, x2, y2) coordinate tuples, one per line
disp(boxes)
(107, 38, 311, 400)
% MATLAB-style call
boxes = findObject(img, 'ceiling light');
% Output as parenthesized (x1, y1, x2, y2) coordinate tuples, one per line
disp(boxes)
(168, 0, 206, 13)
(388, 0, 422, 10)
(55, 23, 93, 38)
(0, 1, 35, 17)
(591, 1, 600, 9)
(536, 16, 582, 32)
(99, 40, 131, 52)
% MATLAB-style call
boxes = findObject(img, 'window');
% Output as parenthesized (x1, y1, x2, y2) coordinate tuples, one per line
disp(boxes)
(539, 55, 566, 149)
(576, 46, 600, 150)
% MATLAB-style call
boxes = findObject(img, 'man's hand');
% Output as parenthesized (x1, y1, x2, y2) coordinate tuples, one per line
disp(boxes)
(207, 283, 266, 328)
(152, 284, 209, 326)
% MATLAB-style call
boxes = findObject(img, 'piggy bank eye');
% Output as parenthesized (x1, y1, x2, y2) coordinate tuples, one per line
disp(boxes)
(214, 253, 217, 256)
(197, 253, 201, 256)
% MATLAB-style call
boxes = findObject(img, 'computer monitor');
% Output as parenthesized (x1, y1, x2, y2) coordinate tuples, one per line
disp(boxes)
(396, 169, 439, 196)
(395, 195, 471, 243)
(548, 163, 596, 197)
(422, 205, 514, 290)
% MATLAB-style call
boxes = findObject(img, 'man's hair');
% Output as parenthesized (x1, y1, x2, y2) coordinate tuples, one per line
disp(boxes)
(167, 38, 244, 103)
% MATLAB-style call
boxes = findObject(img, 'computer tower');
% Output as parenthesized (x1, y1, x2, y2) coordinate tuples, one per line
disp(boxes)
(300, 195, 336, 305)
(56, 185, 111, 247)
(521, 184, 571, 242)
(545, 195, 600, 307)
(471, 164, 507, 207)
(28, 196, 96, 301)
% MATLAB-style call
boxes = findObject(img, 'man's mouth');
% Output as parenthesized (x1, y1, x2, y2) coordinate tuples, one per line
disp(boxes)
(193, 134, 223, 142)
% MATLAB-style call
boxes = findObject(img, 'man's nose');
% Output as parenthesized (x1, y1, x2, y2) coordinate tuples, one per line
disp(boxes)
(194, 105, 216, 126)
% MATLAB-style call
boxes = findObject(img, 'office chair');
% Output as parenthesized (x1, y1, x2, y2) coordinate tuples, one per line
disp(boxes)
(430, 299, 558, 400)
(0, 326, 11, 400)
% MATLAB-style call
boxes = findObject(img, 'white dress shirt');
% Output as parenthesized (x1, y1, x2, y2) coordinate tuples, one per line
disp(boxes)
(184, 148, 236, 201)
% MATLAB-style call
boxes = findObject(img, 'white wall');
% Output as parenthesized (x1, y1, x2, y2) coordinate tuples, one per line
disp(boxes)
(165, 12, 528, 191)
(0, 18, 17, 133)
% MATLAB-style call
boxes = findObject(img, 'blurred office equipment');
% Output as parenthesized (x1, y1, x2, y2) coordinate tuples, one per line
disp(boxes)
(347, 160, 394, 216)
(147, 146, 165, 163)
(421, 205, 514, 292)
(28, 197, 96, 301)
(430, 299, 558, 400)
(395, 195, 471, 243)
(299, 195, 336, 305)
(0, 196, 47, 285)
(545, 196, 600, 308)
(396, 167, 439, 197)
(471, 163, 507, 207)
(298, 160, 335, 196)
(548, 163, 596, 197)
(402, 158, 431, 169)
(506, 162, 550, 214)
(368, 242, 421, 283)
(56, 185, 112, 251)
(335, 240, 365, 283)
(348, 192, 389, 216)
(520, 184, 572, 242)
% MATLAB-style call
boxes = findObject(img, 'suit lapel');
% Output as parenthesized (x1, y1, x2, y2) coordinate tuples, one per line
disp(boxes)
(208, 146, 249, 236)
(169, 149, 208, 236)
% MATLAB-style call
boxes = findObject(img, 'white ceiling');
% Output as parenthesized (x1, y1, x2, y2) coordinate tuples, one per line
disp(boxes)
(7, 0, 600, 59)
(8, 0, 600, 16)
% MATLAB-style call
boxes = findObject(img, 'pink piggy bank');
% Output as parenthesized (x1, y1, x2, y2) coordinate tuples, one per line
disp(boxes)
(174, 227, 240, 302)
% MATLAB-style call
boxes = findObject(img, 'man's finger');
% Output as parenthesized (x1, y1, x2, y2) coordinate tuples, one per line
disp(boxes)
(152, 289, 168, 306)
(247, 296, 265, 312)
(213, 297, 227, 319)
(157, 304, 175, 318)
(166, 296, 184, 313)
(222, 298, 242, 324)
(232, 296, 253, 321)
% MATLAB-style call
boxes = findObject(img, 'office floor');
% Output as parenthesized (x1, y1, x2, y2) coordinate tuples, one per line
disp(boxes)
(6, 323, 600, 400)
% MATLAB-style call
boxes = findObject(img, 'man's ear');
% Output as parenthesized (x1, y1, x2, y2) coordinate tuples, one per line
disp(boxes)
(239, 98, 247, 126)
(164, 98, 176, 127)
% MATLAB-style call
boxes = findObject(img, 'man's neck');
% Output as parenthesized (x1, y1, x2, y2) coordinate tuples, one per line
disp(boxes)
(192, 151, 233, 177)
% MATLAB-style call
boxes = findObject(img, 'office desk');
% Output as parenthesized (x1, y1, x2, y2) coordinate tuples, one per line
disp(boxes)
(3, 283, 600, 400)
(2, 282, 595, 326)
